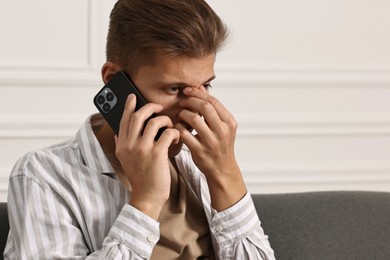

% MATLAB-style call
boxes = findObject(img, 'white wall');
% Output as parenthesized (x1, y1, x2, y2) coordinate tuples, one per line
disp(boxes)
(1, 0, 389, 201)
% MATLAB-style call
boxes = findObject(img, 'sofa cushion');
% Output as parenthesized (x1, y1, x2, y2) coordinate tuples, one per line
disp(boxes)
(252, 191, 390, 260)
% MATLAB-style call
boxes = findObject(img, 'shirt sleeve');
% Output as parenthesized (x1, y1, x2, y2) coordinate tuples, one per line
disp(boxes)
(208, 192, 275, 260)
(98, 204, 160, 258)
(5, 162, 159, 260)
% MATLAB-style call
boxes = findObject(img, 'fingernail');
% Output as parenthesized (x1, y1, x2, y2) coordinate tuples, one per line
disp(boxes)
(184, 87, 192, 93)
(127, 94, 134, 102)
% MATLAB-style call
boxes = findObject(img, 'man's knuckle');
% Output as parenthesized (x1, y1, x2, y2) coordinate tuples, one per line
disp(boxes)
(209, 96, 219, 106)
(201, 102, 213, 113)
(229, 118, 238, 129)
(137, 146, 149, 158)
(147, 118, 159, 128)
(188, 114, 201, 125)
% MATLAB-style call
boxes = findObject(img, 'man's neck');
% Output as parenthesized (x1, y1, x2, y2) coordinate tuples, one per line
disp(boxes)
(93, 119, 116, 157)
(92, 115, 133, 190)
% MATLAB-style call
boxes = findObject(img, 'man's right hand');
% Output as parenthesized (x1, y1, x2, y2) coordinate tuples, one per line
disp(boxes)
(115, 94, 180, 220)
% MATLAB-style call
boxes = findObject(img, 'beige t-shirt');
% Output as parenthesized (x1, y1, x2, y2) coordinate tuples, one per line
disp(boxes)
(150, 160, 215, 259)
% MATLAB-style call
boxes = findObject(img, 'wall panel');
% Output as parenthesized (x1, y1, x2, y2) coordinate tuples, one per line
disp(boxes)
(1, 0, 390, 201)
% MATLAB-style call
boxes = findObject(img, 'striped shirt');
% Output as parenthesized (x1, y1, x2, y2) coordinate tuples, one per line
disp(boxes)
(4, 115, 275, 259)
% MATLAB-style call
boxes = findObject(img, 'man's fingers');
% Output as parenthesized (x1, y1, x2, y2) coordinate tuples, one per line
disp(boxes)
(175, 122, 201, 151)
(155, 128, 181, 149)
(127, 103, 164, 143)
(118, 94, 136, 142)
(142, 115, 173, 142)
(182, 87, 233, 123)
(177, 109, 214, 137)
(183, 86, 209, 101)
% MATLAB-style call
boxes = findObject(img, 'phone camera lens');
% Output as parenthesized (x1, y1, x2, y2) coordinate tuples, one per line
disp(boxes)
(97, 95, 105, 105)
(106, 92, 114, 101)
(103, 103, 111, 113)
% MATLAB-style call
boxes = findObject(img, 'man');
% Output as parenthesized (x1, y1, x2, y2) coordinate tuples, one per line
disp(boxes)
(4, 0, 275, 259)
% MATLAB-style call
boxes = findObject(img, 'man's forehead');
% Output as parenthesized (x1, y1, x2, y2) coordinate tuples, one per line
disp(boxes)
(141, 54, 216, 86)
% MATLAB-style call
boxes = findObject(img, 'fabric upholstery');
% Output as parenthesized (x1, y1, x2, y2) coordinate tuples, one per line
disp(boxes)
(2, 192, 390, 259)
(252, 191, 390, 260)
(0, 202, 9, 256)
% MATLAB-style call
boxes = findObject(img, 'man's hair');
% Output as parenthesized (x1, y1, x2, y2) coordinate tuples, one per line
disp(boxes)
(106, 0, 229, 75)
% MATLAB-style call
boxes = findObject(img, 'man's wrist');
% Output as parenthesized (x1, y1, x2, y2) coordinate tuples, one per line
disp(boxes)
(206, 171, 247, 212)
(129, 197, 166, 221)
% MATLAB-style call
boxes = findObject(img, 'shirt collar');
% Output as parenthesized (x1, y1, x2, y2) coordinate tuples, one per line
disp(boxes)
(76, 114, 115, 175)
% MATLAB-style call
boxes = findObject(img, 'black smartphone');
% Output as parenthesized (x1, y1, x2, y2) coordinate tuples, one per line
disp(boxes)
(93, 71, 165, 140)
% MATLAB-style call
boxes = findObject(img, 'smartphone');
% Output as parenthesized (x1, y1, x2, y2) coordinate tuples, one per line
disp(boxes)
(93, 71, 165, 140)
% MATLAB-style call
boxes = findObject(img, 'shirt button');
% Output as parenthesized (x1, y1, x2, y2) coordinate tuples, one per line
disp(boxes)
(147, 235, 156, 243)
(215, 226, 223, 232)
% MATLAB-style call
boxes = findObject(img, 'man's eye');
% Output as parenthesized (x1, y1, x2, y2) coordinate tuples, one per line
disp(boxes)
(203, 83, 212, 90)
(167, 87, 180, 93)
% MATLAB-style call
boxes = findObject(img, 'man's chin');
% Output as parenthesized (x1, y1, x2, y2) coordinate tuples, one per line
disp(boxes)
(168, 141, 184, 158)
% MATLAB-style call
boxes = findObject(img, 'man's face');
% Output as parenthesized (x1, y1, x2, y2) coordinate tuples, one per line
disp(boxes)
(130, 54, 216, 157)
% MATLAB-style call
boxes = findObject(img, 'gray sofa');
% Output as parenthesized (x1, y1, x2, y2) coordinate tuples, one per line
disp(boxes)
(253, 191, 390, 260)
(2, 191, 390, 259)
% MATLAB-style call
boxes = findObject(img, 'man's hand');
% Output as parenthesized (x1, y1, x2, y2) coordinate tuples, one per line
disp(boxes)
(115, 94, 180, 220)
(176, 87, 247, 211)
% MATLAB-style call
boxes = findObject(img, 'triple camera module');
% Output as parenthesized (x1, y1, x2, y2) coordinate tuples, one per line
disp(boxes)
(96, 88, 117, 113)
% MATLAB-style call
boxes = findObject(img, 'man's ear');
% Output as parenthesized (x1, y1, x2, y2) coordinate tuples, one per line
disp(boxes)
(101, 62, 121, 84)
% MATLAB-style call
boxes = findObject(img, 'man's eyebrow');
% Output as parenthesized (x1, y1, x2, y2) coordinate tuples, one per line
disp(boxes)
(159, 75, 216, 87)
(204, 75, 216, 83)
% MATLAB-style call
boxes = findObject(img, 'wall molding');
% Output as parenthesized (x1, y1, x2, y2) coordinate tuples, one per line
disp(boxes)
(241, 162, 390, 184)
(241, 162, 390, 193)
(237, 115, 390, 137)
(0, 115, 84, 138)
(214, 64, 390, 88)
(0, 175, 8, 193)
(1, 114, 390, 138)
(0, 0, 389, 88)
(0, 0, 107, 87)
(1, 65, 389, 88)
(0, 173, 9, 202)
